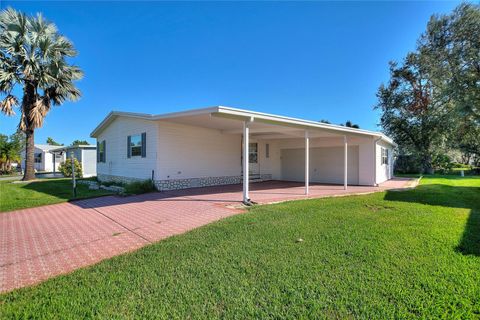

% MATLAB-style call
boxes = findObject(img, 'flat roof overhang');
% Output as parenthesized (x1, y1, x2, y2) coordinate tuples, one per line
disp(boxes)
(90, 106, 395, 145)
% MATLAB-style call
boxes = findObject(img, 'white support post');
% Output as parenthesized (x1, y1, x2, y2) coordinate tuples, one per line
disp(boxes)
(344, 136, 348, 190)
(305, 130, 309, 195)
(243, 121, 250, 204)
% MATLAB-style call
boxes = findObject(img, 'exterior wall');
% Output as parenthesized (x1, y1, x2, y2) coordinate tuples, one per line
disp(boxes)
(81, 149, 97, 177)
(156, 121, 242, 180)
(375, 139, 394, 184)
(280, 146, 359, 185)
(94, 116, 392, 190)
(96, 117, 159, 181)
(255, 136, 377, 186)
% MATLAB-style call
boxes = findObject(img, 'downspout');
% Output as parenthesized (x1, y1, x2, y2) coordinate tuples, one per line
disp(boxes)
(373, 136, 383, 187)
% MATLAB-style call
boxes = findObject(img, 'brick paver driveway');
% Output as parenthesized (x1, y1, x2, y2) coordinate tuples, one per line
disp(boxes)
(0, 178, 413, 293)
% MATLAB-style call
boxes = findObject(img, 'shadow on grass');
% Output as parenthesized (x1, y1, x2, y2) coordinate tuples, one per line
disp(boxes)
(384, 182, 480, 256)
(20, 179, 113, 202)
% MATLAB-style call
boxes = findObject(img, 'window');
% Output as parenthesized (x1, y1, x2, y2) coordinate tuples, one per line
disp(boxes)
(130, 134, 142, 156)
(34, 153, 42, 163)
(54, 152, 63, 162)
(381, 147, 389, 165)
(127, 133, 146, 158)
(265, 143, 270, 158)
(98, 140, 106, 163)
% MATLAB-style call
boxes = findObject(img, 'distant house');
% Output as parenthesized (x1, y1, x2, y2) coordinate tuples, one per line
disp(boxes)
(21, 144, 64, 173)
(90, 106, 395, 203)
(51, 145, 97, 177)
(21, 144, 97, 177)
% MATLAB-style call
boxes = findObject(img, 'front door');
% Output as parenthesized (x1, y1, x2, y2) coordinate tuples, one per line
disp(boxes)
(248, 142, 259, 176)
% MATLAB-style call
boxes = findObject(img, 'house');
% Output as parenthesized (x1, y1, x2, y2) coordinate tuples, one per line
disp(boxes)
(50, 145, 97, 177)
(21, 144, 65, 173)
(90, 106, 395, 203)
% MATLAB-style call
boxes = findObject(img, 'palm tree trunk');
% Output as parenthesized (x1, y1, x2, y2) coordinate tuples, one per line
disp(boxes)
(22, 82, 36, 181)
(23, 129, 35, 180)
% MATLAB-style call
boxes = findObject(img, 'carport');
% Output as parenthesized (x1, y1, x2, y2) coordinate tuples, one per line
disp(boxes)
(152, 107, 394, 204)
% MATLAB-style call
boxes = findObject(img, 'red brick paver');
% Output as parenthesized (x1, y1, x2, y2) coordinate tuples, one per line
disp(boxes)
(0, 178, 413, 293)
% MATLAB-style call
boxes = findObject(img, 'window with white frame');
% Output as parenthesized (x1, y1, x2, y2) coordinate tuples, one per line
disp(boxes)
(97, 140, 106, 163)
(127, 133, 146, 158)
(130, 134, 142, 157)
(381, 147, 389, 165)
(266, 143, 270, 158)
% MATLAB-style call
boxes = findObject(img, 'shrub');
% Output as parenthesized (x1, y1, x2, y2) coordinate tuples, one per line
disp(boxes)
(432, 154, 454, 174)
(124, 179, 155, 194)
(394, 155, 422, 174)
(58, 158, 83, 178)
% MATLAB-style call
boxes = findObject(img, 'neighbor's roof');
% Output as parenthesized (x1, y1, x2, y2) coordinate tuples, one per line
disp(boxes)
(35, 144, 64, 151)
(49, 144, 96, 153)
(90, 106, 395, 145)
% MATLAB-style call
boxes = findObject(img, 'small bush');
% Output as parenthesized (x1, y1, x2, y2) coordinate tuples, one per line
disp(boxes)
(394, 155, 422, 174)
(124, 179, 155, 194)
(58, 158, 83, 178)
(432, 154, 454, 174)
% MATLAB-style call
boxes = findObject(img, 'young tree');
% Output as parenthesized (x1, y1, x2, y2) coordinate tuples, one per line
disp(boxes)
(46, 137, 62, 146)
(0, 131, 23, 172)
(375, 53, 453, 173)
(0, 8, 83, 180)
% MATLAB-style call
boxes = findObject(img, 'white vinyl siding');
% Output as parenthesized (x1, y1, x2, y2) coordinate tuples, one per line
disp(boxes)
(280, 146, 359, 185)
(376, 140, 393, 184)
(156, 121, 241, 180)
(96, 117, 159, 180)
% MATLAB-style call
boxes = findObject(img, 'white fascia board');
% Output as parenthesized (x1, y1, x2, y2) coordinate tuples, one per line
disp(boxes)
(90, 105, 396, 146)
(216, 106, 395, 144)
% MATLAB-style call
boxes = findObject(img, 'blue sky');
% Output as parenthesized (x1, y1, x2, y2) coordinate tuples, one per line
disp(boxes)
(1, 1, 460, 145)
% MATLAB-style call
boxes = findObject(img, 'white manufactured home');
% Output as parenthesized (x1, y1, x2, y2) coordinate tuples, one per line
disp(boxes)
(51, 145, 97, 178)
(21, 144, 64, 173)
(91, 106, 395, 203)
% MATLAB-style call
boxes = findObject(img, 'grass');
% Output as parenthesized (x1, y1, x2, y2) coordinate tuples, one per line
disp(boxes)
(0, 178, 114, 212)
(1, 176, 479, 318)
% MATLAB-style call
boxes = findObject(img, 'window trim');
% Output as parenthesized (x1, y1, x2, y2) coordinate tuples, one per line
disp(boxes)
(98, 140, 106, 163)
(130, 134, 142, 157)
(381, 147, 389, 165)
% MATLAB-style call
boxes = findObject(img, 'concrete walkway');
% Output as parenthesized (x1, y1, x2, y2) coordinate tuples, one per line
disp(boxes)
(0, 178, 414, 293)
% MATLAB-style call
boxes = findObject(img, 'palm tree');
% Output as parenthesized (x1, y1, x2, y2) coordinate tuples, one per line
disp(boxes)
(0, 8, 83, 180)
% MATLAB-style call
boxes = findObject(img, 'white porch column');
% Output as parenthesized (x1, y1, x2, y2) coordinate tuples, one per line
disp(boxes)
(344, 136, 348, 190)
(305, 130, 309, 195)
(243, 121, 250, 204)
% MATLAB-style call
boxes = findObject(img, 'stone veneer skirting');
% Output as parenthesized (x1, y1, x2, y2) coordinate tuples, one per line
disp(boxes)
(97, 173, 273, 191)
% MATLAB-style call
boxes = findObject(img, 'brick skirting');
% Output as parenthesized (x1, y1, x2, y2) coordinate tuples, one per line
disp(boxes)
(97, 173, 273, 191)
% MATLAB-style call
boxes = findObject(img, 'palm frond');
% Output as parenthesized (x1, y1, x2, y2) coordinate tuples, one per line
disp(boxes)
(0, 94, 18, 115)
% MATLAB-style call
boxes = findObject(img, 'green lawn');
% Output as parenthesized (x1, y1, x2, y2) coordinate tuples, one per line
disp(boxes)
(0, 178, 113, 212)
(1, 176, 479, 318)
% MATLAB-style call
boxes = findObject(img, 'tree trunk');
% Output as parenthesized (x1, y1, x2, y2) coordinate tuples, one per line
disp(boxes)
(421, 153, 434, 174)
(23, 129, 36, 180)
(22, 81, 37, 181)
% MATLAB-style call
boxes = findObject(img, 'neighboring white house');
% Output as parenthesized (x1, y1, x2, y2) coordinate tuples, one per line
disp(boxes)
(51, 145, 97, 177)
(21, 144, 64, 172)
(90, 106, 395, 203)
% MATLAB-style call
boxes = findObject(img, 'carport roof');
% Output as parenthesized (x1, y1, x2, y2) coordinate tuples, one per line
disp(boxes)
(90, 106, 395, 145)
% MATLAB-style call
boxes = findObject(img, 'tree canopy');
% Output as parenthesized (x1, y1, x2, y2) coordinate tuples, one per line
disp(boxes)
(375, 3, 480, 172)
